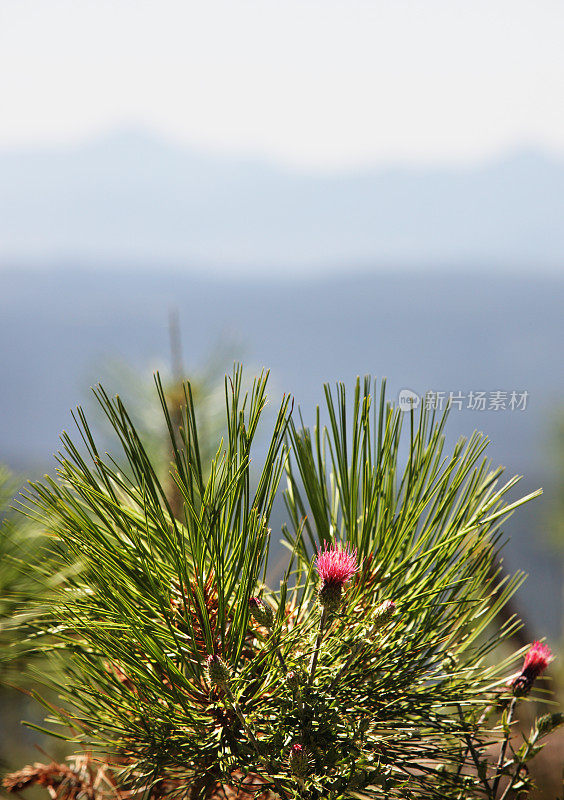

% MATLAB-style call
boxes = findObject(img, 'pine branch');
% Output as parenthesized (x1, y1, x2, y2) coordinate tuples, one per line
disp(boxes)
(6, 371, 552, 800)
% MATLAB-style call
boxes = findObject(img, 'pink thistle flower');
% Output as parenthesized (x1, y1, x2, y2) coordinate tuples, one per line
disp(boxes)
(315, 542, 358, 586)
(512, 641, 553, 696)
(523, 641, 552, 673)
(315, 543, 358, 611)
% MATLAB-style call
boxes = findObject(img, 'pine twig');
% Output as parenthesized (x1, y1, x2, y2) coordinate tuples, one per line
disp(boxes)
(498, 717, 538, 800)
(454, 704, 493, 784)
(328, 618, 384, 692)
(307, 607, 327, 686)
(456, 704, 493, 799)
(492, 696, 518, 799)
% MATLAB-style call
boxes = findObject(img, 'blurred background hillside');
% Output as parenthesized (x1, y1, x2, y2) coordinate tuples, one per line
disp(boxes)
(1, 0, 564, 790)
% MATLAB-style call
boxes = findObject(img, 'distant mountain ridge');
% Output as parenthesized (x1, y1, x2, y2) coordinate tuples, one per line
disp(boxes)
(1, 129, 563, 272)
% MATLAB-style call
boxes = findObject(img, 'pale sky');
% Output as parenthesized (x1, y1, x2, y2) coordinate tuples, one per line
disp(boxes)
(1, 0, 564, 169)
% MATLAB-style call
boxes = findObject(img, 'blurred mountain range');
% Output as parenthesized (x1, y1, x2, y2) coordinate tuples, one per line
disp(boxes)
(0, 130, 563, 636)
(1, 129, 564, 270)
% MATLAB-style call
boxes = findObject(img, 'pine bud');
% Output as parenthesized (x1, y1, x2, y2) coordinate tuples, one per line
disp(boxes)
(288, 743, 311, 777)
(537, 711, 564, 736)
(248, 596, 274, 628)
(206, 654, 231, 689)
(286, 670, 301, 692)
(318, 581, 343, 613)
(373, 599, 396, 629)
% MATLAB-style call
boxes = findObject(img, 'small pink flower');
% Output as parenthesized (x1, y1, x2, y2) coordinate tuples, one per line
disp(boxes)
(315, 543, 358, 587)
(315, 543, 358, 612)
(512, 641, 553, 696)
(523, 641, 552, 674)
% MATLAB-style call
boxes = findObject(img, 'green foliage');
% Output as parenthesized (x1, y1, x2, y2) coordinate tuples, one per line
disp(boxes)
(0, 466, 51, 673)
(8, 370, 554, 800)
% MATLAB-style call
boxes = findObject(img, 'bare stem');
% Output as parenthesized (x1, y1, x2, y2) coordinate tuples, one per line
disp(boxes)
(228, 692, 260, 750)
(308, 607, 327, 686)
(498, 714, 536, 800)
(329, 641, 362, 692)
(492, 696, 518, 799)
(329, 619, 384, 692)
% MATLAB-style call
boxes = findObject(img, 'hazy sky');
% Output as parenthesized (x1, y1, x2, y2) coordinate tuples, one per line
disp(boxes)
(1, 0, 564, 168)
